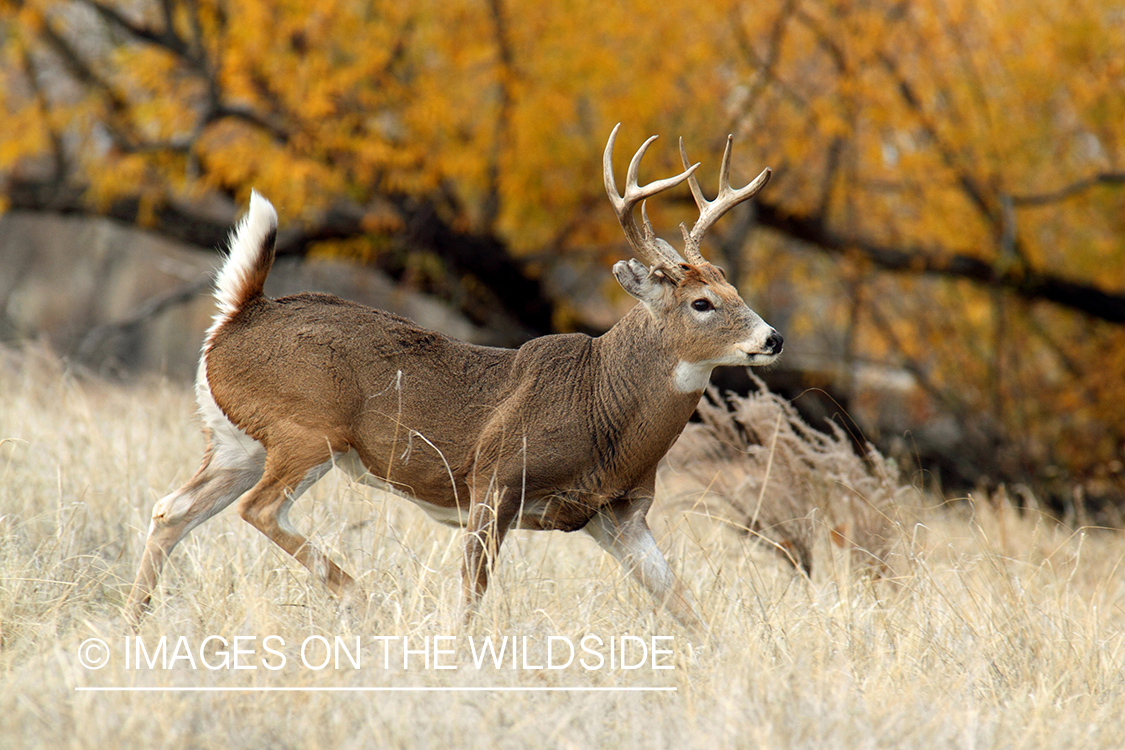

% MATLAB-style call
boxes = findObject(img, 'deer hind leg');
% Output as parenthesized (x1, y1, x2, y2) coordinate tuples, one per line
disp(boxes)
(236, 446, 356, 599)
(585, 496, 702, 630)
(126, 440, 264, 626)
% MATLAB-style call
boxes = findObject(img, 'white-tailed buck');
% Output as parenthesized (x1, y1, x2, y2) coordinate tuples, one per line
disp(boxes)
(126, 124, 782, 627)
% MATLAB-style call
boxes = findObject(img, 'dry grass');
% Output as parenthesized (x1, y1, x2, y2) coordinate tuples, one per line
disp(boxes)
(2, 342, 1125, 749)
(667, 376, 908, 577)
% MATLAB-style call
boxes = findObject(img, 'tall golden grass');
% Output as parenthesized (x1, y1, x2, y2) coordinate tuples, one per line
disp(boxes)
(2, 343, 1123, 749)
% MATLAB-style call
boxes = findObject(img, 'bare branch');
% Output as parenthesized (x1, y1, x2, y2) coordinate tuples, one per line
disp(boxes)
(77, 0, 291, 147)
(208, 104, 291, 143)
(73, 276, 212, 365)
(18, 48, 68, 183)
(1012, 172, 1125, 207)
(37, 16, 130, 117)
(481, 0, 515, 233)
(729, 0, 804, 132)
(752, 199, 1125, 324)
(5, 175, 558, 338)
(876, 52, 1002, 232)
(78, 0, 192, 59)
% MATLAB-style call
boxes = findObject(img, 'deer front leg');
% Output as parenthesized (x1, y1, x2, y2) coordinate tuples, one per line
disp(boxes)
(585, 495, 702, 631)
(461, 487, 518, 618)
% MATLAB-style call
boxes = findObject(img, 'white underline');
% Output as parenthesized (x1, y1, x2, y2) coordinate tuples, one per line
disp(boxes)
(75, 686, 676, 693)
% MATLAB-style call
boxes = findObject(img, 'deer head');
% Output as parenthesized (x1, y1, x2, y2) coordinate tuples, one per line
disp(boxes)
(603, 124, 783, 391)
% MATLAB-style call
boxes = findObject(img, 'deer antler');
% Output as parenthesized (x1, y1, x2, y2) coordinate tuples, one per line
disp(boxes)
(604, 123, 700, 274)
(678, 135, 772, 265)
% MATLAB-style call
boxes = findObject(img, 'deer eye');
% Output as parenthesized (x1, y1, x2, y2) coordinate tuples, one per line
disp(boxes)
(691, 298, 713, 312)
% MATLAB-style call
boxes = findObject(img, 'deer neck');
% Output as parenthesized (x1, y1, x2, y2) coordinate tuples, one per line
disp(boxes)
(591, 304, 706, 441)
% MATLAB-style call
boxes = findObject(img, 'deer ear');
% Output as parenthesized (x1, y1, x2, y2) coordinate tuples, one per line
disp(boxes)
(613, 259, 669, 304)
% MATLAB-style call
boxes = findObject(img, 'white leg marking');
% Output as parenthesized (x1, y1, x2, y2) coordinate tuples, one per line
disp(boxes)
(586, 512, 675, 596)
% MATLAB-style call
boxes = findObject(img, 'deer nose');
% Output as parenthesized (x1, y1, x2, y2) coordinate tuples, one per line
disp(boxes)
(764, 331, 784, 354)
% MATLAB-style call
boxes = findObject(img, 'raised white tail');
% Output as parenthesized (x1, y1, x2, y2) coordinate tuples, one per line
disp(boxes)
(211, 190, 278, 320)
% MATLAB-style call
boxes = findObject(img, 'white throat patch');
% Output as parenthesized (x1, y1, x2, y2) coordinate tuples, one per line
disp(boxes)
(672, 360, 714, 393)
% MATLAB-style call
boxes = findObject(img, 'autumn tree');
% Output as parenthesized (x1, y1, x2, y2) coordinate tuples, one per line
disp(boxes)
(1, 0, 1123, 505)
(719, 0, 1125, 503)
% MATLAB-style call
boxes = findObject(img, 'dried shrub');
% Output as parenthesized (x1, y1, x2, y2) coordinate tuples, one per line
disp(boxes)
(666, 372, 911, 576)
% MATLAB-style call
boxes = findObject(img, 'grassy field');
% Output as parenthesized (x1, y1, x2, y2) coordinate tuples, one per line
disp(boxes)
(2, 343, 1124, 749)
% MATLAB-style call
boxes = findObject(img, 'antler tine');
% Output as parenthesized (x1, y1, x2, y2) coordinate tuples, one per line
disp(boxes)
(640, 201, 657, 244)
(604, 123, 700, 272)
(678, 134, 772, 264)
(680, 136, 708, 216)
